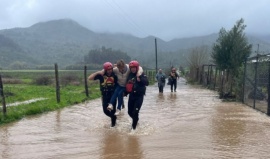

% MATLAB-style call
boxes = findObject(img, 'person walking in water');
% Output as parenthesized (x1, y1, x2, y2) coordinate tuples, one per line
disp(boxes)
(155, 69, 166, 93)
(88, 62, 118, 127)
(125, 60, 149, 131)
(169, 67, 179, 92)
(106, 59, 143, 116)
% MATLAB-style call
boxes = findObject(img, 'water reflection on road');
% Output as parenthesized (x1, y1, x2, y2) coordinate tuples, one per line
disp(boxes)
(1, 78, 270, 159)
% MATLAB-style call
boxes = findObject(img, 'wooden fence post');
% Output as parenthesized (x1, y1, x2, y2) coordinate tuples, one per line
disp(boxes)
(54, 63, 60, 103)
(209, 64, 213, 87)
(0, 75, 7, 115)
(214, 68, 218, 90)
(196, 67, 199, 82)
(253, 56, 259, 109)
(242, 60, 247, 103)
(84, 66, 89, 97)
(267, 62, 270, 115)
(200, 65, 204, 84)
(207, 65, 210, 85)
(220, 71, 224, 98)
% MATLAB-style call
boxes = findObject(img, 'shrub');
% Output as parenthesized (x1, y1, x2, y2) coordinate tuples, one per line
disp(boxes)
(60, 74, 80, 86)
(33, 76, 52, 85)
(2, 78, 23, 84)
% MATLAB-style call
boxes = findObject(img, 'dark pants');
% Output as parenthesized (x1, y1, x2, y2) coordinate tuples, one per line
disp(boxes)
(171, 80, 177, 91)
(102, 92, 117, 126)
(158, 83, 164, 93)
(128, 94, 144, 129)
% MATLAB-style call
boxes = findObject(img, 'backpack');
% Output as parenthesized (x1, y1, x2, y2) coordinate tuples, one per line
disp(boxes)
(167, 76, 172, 85)
(160, 75, 165, 82)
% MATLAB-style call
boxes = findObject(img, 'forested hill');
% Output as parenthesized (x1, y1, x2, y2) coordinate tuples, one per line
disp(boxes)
(0, 34, 22, 51)
(0, 19, 270, 69)
(0, 34, 37, 68)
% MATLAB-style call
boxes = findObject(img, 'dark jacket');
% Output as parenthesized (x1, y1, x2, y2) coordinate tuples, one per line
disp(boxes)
(94, 72, 118, 94)
(169, 71, 179, 81)
(126, 72, 148, 95)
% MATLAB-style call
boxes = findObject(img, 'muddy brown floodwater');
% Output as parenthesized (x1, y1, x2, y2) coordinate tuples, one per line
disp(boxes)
(1, 78, 270, 159)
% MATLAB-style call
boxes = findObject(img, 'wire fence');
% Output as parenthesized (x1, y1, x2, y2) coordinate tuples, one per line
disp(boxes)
(243, 54, 270, 114)
(0, 66, 156, 115)
(188, 64, 228, 96)
(188, 54, 270, 116)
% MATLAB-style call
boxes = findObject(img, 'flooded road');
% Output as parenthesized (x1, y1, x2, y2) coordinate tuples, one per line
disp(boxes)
(1, 78, 270, 159)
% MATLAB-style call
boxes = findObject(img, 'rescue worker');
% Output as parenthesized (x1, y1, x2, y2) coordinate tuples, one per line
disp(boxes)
(125, 61, 149, 131)
(88, 62, 118, 127)
(107, 59, 143, 116)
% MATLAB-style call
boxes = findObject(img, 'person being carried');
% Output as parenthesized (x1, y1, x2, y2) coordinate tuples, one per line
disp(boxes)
(88, 62, 118, 127)
(169, 67, 179, 92)
(155, 69, 167, 93)
(125, 60, 149, 131)
(105, 59, 143, 116)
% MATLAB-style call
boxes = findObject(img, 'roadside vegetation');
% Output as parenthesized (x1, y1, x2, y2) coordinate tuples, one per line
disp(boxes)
(186, 18, 252, 101)
(0, 70, 100, 125)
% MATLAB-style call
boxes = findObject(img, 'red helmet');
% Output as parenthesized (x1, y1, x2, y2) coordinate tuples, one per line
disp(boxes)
(129, 60, 139, 70)
(103, 62, 113, 71)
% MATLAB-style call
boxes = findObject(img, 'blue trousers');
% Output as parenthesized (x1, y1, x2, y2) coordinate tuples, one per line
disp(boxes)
(110, 85, 125, 110)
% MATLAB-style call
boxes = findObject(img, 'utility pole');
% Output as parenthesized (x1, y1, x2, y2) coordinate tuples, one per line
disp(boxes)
(257, 44, 260, 55)
(0, 75, 6, 115)
(155, 38, 158, 74)
(253, 44, 259, 108)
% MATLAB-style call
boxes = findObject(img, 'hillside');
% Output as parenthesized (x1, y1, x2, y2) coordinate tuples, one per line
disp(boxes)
(0, 19, 270, 69)
(0, 35, 37, 68)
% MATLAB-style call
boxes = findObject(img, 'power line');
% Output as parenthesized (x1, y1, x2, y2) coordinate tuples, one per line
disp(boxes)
(102, 0, 149, 37)
(111, 0, 148, 36)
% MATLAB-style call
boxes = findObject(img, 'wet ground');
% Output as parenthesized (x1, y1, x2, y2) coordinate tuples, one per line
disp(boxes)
(1, 78, 270, 159)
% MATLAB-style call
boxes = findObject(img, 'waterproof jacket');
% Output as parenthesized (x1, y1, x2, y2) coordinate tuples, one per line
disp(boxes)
(169, 71, 179, 81)
(126, 72, 148, 95)
(156, 72, 166, 86)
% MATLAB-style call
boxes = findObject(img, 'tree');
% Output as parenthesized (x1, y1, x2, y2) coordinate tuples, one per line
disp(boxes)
(186, 45, 210, 81)
(187, 45, 210, 69)
(211, 18, 252, 98)
(9, 61, 28, 70)
(84, 46, 131, 64)
(211, 28, 231, 71)
(211, 18, 252, 77)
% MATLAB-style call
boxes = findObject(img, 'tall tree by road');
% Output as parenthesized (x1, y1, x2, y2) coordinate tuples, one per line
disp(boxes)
(211, 18, 252, 78)
(211, 18, 252, 98)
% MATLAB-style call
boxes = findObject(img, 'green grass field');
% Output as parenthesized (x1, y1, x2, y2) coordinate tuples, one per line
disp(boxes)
(0, 70, 100, 125)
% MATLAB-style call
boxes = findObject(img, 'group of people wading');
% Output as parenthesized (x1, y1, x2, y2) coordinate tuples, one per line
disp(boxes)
(88, 59, 148, 131)
(155, 67, 180, 93)
(89, 60, 179, 132)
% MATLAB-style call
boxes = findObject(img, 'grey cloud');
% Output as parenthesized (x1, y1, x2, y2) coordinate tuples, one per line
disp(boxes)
(1, 0, 270, 41)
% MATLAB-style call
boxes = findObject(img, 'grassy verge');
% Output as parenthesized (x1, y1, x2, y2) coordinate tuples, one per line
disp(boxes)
(0, 82, 101, 125)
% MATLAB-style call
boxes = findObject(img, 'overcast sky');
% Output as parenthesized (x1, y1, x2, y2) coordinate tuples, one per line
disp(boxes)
(0, 0, 269, 41)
